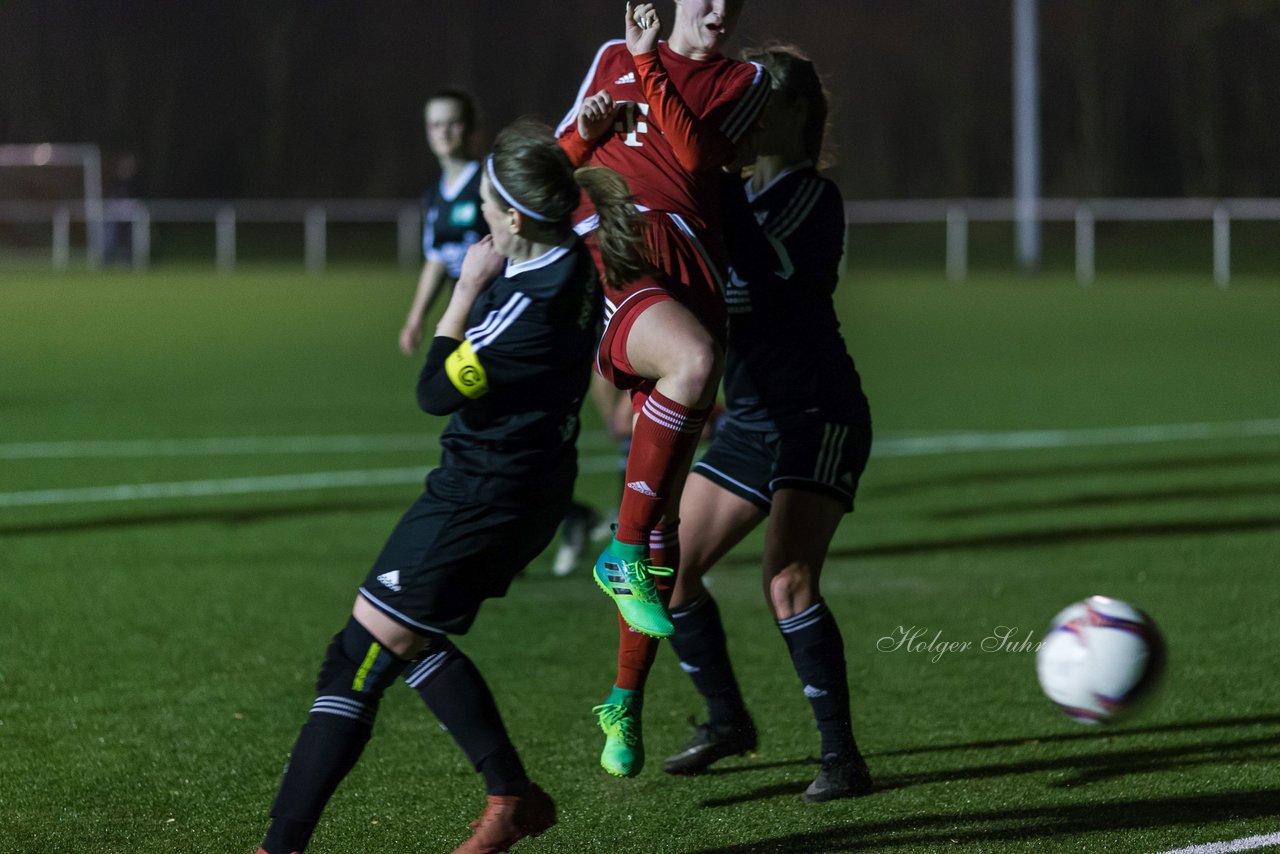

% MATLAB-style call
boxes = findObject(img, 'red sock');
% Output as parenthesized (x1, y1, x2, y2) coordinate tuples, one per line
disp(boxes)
(649, 521, 680, 572)
(615, 522, 679, 691)
(614, 389, 707, 546)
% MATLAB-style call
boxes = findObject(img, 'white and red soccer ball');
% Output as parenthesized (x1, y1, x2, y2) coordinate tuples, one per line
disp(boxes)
(1036, 595, 1166, 724)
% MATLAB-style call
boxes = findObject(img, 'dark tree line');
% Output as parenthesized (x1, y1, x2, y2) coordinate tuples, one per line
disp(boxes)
(2, 0, 1277, 200)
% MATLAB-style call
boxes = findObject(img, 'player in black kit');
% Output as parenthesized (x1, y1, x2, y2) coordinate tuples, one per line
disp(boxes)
(400, 90, 489, 356)
(661, 47, 876, 804)
(254, 120, 648, 854)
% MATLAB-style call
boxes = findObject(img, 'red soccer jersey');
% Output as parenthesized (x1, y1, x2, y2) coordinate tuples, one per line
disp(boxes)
(557, 40, 770, 238)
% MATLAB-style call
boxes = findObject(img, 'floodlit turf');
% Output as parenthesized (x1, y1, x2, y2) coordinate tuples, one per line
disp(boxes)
(2, 264, 1279, 853)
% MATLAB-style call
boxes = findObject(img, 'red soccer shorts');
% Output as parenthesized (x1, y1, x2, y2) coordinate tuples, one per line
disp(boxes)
(581, 209, 728, 409)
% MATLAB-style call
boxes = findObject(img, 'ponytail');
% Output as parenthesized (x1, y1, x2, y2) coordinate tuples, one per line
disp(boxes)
(575, 166, 649, 287)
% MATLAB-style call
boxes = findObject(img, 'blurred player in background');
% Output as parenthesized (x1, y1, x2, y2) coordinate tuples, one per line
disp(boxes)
(254, 121, 648, 854)
(550, 374, 631, 577)
(662, 46, 876, 803)
(399, 90, 488, 356)
(557, 0, 770, 777)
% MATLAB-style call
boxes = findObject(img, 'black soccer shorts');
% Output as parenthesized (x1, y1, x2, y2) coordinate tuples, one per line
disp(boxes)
(357, 465, 572, 635)
(691, 417, 871, 513)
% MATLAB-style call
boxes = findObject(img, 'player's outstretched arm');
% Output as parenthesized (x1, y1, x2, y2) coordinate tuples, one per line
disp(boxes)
(624, 3, 737, 172)
(557, 40, 623, 167)
(436, 236, 504, 341)
(417, 237, 505, 415)
(399, 259, 449, 355)
(560, 89, 618, 167)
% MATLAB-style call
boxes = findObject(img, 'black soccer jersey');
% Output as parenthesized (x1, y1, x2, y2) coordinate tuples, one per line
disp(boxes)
(422, 160, 488, 280)
(416, 239, 602, 504)
(720, 164, 866, 431)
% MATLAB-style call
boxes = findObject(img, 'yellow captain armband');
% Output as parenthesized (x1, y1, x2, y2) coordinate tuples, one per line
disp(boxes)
(445, 339, 489, 398)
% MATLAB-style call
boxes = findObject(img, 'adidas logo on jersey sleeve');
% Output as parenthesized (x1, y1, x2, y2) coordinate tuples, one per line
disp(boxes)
(376, 570, 402, 592)
(614, 71, 637, 85)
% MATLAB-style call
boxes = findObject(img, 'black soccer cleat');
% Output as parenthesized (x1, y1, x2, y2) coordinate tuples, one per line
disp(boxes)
(663, 717, 758, 775)
(803, 752, 874, 803)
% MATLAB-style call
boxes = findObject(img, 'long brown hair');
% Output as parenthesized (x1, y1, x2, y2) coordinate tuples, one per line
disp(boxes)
(744, 45, 834, 168)
(487, 119, 647, 286)
(574, 166, 648, 286)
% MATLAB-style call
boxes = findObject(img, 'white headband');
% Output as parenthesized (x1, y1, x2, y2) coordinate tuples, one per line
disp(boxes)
(486, 154, 552, 223)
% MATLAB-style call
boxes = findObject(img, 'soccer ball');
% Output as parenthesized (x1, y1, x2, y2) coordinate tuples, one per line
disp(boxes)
(1035, 595, 1166, 724)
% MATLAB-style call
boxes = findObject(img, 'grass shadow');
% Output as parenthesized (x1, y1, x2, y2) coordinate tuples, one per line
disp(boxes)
(687, 788, 1280, 853)
(871, 712, 1280, 757)
(874, 731, 1280, 790)
(0, 496, 410, 536)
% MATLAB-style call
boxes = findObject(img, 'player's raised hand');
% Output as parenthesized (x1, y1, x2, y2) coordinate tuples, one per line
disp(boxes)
(578, 89, 617, 143)
(457, 235, 505, 293)
(625, 1, 661, 55)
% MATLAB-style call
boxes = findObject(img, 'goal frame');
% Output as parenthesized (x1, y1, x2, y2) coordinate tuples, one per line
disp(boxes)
(0, 143, 105, 268)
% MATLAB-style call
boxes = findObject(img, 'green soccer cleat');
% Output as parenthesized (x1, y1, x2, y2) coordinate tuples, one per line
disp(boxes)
(593, 687, 644, 777)
(592, 538, 675, 638)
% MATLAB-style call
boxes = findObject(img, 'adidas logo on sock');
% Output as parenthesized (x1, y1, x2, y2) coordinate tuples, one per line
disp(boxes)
(626, 480, 658, 497)
(377, 570, 402, 592)
(679, 661, 701, 673)
(803, 684, 829, 699)
(614, 71, 636, 84)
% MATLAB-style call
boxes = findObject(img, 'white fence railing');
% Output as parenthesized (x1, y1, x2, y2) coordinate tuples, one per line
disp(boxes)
(4, 196, 1279, 286)
(0, 198, 422, 273)
(844, 197, 1280, 287)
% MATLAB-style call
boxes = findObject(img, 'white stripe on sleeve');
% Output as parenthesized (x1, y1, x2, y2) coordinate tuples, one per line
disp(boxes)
(468, 292, 532, 352)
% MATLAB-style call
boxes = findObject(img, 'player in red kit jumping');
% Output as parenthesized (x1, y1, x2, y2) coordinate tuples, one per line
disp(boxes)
(557, 0, 769, 777)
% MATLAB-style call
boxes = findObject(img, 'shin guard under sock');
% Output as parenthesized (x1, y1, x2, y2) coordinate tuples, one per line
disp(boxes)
(777, 600, 859, 759)
(405, 639, 528, 795)
(614, 390, 707, 546)
(263, 617, 407, 853)
(669, 593, 749, 724)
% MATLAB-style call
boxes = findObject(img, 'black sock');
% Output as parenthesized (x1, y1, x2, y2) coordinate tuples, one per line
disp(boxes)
(777, 600, 859, 759)
(405, 640, 528, 795)
(668, 594, 749, 725)
(263, 716, 369, 853)
(263, 618, 407, 853)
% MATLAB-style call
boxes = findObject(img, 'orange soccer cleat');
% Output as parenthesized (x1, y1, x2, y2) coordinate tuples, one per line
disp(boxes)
(451, 782, 557, 854)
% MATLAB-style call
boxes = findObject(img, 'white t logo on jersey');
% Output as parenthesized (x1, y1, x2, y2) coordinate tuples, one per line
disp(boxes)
(615, 101, 650, 148)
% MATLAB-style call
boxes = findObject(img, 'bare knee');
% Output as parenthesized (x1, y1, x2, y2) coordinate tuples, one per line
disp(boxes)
(665, 339, 722, 408)
(767, 562, 818, 619)
(672, 555, 712, 609)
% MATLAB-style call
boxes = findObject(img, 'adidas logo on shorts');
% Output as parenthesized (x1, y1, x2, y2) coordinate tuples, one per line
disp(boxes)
(614, 71, 636, 84)
(376, 570, 402, 592)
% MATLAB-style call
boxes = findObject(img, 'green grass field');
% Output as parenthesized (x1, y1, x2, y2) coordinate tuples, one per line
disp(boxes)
(2, 263, 1279, 854)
